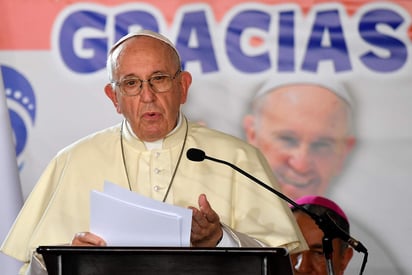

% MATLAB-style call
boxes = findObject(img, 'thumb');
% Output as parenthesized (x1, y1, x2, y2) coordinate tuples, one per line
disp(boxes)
(198, 194, 209, 211)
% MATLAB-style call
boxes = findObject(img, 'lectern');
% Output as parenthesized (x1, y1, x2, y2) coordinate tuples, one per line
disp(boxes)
(37, 246, 293, 275)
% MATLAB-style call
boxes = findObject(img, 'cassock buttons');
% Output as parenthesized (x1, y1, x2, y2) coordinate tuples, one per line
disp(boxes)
(153, 185, 160, 192)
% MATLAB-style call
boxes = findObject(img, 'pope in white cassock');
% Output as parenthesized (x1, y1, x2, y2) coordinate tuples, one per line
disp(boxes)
(1, 30, 307, 275)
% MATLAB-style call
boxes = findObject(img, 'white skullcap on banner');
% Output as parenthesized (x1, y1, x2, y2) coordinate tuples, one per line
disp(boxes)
(254, 74, 353, 108)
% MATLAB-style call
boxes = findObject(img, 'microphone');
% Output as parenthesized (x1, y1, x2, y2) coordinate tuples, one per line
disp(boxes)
(186, 148, 205, 162)
(186, 148, 368, 254)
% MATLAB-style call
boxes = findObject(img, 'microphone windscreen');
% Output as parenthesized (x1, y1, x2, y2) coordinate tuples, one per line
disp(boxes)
(186, 148, 206, 162)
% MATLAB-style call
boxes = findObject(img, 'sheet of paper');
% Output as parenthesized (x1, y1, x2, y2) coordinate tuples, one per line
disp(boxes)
(103, 181, 192, 243)
(90, 181, 192, 246)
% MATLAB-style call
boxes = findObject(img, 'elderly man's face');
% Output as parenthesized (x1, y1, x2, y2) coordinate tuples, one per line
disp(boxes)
(291, 211, 353, 275)
(244, 84, 355, 200)
(105, 36, 192, 142)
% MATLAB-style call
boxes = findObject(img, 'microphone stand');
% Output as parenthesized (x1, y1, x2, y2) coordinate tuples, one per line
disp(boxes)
(323, 236, 335, 275)
(202, 153, 340, 274)
(187, 149, 367, 275)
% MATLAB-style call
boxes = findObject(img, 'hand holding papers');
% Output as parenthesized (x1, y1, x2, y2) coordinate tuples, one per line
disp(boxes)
(90, 181, 192, 246)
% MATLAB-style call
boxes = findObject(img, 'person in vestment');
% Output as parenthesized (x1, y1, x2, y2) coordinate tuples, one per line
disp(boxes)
(243, 77, 356, 201)
(290, 195, 353, 275)
(1, 30, 306, 274)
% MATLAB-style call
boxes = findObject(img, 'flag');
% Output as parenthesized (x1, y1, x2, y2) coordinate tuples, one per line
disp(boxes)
(0, 70, 23, 273)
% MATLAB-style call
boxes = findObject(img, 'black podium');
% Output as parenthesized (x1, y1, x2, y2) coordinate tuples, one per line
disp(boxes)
(37, 246, 293, 275)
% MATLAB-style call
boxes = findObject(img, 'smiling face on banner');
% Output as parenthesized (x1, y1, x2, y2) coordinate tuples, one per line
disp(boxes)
(244, 83, 356, 200)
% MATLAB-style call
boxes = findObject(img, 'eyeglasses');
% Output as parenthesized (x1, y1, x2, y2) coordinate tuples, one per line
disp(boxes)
(112, 69, 181, 96)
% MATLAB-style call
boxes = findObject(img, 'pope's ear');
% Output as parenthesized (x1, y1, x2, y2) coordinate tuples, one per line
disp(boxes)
(346, 136, 356, 153)
(243, 115, 256, 144)
(104, 84, 121, 113)
(179, 71, 192, 104)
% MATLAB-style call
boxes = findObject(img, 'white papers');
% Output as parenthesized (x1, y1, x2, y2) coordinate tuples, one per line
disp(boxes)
(90, 181, 192, 246)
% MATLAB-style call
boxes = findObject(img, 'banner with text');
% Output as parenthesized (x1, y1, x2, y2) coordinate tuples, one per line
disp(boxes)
(1, 1, 410, 274)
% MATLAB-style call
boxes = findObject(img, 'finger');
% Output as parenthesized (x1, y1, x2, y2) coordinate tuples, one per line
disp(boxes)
(71, 232, 106, 246)
(190, 196, 223, 246)
(198, 194, 219, 223)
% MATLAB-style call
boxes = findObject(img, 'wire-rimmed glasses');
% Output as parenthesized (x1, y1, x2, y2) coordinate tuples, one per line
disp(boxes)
(112, 69, 181, 96)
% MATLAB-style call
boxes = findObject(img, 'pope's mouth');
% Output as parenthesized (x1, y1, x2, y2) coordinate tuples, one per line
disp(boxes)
(143, 112, 161, 119)
(275, 173, 318, 189)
